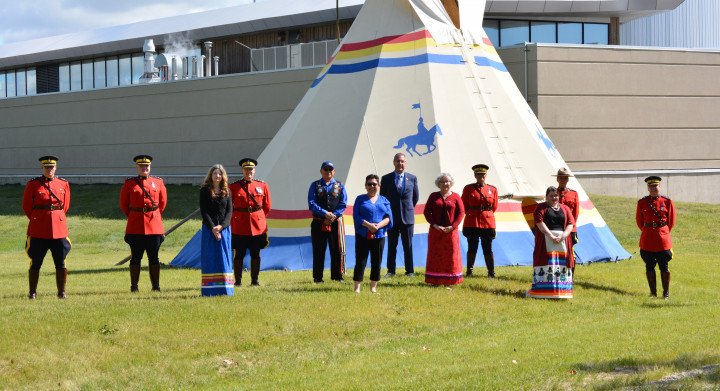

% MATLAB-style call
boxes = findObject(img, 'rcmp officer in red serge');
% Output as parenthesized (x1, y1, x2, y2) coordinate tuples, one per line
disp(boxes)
(22, 156, 71, 299)
(120, 155, 167, 292)
(308, 161, 348, 283)
(553, 167, 580, 275)
(636, 176, 676, 299)
(229, 158, 272, 286)
(461, 164, 499, 277)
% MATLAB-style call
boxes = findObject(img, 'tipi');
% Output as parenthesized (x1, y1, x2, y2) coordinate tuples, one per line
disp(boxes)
(171, 0, 630, 271)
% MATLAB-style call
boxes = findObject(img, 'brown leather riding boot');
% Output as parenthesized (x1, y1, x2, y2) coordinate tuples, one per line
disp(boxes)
(149, 265, 161, 292)
(29, 270, 40, 300)
(233, 258, 243, 286)
(466, 252, 476, 277)
(660, 271, 670, 299)
(250, 257, 261, 286)
(56, 268, 67, 299)
(646, 270, 657, 297)
(485, 253, 496, 278)
(130, 265, 141, 292)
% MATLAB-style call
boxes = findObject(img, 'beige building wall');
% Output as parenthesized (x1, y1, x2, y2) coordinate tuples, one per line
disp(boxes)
(0, 67, 319, 184)
(2, 45, 719, 202)
(499, 44, 720, 203)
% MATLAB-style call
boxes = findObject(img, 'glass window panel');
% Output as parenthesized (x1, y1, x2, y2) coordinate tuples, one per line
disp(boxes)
(131, 53, 144, 84)
(483, 19, 499, 48)
(6, 71, 16, 97)
(94, 58, 106, 88)
(16, 70, 26, 96)
(500, 20, 529, 47)
(119, 55, 132, 86)
(70, 61, 82, 91)
(584, 23, 609, 45)
(26, 67, 36, 95)
(106, 56, 119, 87)
(558, 22, 582, 44)
(82, 59, 93, 89)
(0, 72, 6, 98)
(59, 63, 70, 92)
(531, 21, 556, 43)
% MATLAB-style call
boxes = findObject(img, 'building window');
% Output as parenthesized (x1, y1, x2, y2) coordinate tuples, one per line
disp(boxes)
(27, 68, 36, 95)
(82, 60, 93, 89)
(16, 70, 27, 96)
(70, 61, 81, 91)
(483, 19, 499, 47)
(94, 58, 106, 88)
(106, 56, 119, 87)
(131, 53, 143, 84)
(6, 71, 16, 97)
(558, 23, 583, 44)
(0, 72, 5, 98)
(500, 20, 529, 47)
(59, 63, 70, 92)
(531, 21, 556, 44)
(119, 55, 132, 86)
(584, 23, 609, 45)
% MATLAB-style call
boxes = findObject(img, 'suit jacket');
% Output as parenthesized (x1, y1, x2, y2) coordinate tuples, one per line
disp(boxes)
(380, 171, 419, 225)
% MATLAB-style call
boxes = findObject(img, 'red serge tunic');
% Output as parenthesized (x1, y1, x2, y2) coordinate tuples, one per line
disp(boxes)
(423, 191, 465, 285)
(636, 195, 675, 252)
(22, 177, 70, 239)
(461, 183, 498, 228)
(229, 180, 272, 236)
(120, 176, 167, 235)
(558, 188, 580, 233)
(533, 202, 576, 268)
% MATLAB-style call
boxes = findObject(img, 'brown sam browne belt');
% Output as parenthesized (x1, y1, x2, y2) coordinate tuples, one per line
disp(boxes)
(234, 206, 262, 213)
(33, 204, 63, 210)
(468, 205, 492, 211)
(130, 206, 159, 213)
(643, 222, 667, 228)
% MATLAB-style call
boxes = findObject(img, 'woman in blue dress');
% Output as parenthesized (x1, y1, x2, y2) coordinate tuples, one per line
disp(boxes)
(353, 174, 393, 293)
(199, 164, 234, 296)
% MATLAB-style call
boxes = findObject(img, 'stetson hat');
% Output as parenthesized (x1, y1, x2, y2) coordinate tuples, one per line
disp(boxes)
(552, 167, 574, 177)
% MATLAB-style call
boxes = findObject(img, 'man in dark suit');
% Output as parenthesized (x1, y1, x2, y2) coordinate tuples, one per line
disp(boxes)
(380, 153, 419, 277)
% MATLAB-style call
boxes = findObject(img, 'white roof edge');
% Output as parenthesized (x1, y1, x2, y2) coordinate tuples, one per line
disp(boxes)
(0, 0, 685, 68)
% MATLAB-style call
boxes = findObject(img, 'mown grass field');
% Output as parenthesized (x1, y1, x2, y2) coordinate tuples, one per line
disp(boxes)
(0, 184, 718, 390)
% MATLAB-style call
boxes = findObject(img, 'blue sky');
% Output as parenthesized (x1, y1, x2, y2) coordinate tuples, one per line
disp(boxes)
(0, 0, 259, 45)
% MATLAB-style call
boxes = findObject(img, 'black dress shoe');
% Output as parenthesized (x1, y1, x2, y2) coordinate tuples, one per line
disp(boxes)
(314, 280, 324, 284)
(251, 280, 260, 286)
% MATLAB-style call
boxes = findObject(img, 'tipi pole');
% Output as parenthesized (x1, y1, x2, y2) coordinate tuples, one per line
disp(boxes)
(114, 208, 201, 266)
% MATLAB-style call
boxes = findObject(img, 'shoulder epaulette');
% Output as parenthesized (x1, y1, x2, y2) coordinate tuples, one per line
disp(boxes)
(29, 177, 42, 184)
(661, 195, 672, 201)
(56, 177, 68, 182)
(567, 188, 576, 193)
(254, 179, 266, 183)
(487, 184, 497, 189)
(150, 175, 162, 180)
(125, 177, 136, 181)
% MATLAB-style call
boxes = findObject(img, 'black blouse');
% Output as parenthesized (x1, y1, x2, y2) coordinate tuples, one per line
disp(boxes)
(545, 206, 566, 231)
(199, 186, 232, 229)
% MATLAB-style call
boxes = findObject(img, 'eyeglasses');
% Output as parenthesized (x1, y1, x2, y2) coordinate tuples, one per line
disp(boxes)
(322, 167, 334, 172)
(365, 183, 378, 187)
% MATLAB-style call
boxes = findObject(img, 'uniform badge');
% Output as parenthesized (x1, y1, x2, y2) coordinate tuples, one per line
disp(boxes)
(151, 182, 156, 189)
(256, 187, 263, 194)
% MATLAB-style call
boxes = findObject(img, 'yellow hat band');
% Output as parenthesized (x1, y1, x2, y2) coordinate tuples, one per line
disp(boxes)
(473, 168, 487, 173)
(241, 162, 256, 168)
(135, 159, 151, 164)
(646, 180, 660, 185)
(41, 160, 57, 165)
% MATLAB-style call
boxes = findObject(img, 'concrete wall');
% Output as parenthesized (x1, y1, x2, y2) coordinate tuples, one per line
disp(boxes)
(499, 44, 720, 203)
(0, 67, 319, 184)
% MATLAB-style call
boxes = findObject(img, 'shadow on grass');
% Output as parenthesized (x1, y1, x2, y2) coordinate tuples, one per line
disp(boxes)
(68, 267, 129, 275)
(574, 280, 635, 296)
(466, 283, 528, 299)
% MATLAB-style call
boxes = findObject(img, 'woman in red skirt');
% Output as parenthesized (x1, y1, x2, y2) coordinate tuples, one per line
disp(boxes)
(424, 173, 465, 286)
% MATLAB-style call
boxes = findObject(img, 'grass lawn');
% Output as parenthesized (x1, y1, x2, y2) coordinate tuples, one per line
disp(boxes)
(0, 184, 718, 390)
